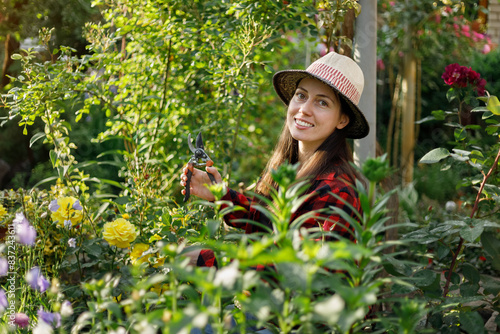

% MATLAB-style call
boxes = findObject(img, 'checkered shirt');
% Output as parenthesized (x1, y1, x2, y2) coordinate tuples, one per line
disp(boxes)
(196, 171, 361, 268)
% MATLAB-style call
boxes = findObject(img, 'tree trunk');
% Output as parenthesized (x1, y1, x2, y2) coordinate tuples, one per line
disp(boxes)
(401, 52, 417, 185)
(341, 8, 355, 57)
(1, 33, 20, 89)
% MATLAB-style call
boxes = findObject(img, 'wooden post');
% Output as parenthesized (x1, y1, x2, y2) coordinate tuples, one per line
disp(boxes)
(353, 0, 377, 165)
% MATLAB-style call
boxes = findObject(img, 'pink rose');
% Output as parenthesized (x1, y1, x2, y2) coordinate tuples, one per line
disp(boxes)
(482, 44, 491, 54)
(377, 59, 386, 71)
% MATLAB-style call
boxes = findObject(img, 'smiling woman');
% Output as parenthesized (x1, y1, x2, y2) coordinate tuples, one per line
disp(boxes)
(181, 50, 369, 244)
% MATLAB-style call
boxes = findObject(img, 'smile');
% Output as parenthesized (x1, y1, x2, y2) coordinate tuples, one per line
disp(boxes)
(295, 118, 314, 128)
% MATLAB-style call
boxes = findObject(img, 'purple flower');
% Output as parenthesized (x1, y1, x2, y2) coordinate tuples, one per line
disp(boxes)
(14, 312, 30, 328)
(0, 257, 8, 276)
(14, 212, 37, 246)
(48, 200, 60, 212)
(37, 307, 61, 328)
(26, 267, 50, 293)
(0, 288, 8, 312)
(72, 200, 83, 211)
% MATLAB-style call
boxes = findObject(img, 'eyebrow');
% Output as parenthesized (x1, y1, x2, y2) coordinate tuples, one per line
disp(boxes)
(297, 86, 337, 103)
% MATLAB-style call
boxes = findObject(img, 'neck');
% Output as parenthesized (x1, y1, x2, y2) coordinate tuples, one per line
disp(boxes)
(298, 141, 319, 165)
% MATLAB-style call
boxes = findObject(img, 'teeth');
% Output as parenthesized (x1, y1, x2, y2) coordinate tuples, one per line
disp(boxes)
(296, 119, 313, 127)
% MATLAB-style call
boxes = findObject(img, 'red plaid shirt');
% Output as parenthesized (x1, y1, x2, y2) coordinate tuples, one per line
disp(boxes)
(197, 171, 361, 268)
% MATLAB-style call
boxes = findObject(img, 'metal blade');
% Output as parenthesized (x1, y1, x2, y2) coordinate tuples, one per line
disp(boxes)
(196, 132, 204, 150)
(187, 133, 196, 153)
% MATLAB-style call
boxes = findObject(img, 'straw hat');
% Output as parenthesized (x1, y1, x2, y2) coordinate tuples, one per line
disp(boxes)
(273, 52, 369, 139)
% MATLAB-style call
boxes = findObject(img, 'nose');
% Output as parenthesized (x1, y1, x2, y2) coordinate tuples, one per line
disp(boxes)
(298, 99, 313, 116)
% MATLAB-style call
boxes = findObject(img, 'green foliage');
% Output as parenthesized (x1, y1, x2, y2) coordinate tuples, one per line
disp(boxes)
(412, 81, 500, 330)
(2, 0, 499, 332)
(0, 1, 420, 333)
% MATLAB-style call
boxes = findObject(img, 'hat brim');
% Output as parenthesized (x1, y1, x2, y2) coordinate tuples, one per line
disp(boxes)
(273, 70, 369, 139)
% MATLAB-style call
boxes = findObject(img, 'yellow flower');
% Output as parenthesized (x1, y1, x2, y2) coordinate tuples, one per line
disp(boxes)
(150, 283, 169, 296)
(122, 213, 130, 219)
(130, 243, 151, 265)
(152, 256, 166, 268)
(103, 218, 137, 248)
(0, 204, 7, 220)
(50, 196, 84, 227)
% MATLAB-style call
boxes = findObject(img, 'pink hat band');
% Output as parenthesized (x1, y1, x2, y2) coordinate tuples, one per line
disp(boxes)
(306, 62, 362, 106)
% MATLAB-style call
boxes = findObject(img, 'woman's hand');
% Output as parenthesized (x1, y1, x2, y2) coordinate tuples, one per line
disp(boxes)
(180, 165, 223, 202)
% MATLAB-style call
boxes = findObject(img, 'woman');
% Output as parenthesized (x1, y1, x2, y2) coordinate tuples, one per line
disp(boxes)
(180, 51, 369, 267)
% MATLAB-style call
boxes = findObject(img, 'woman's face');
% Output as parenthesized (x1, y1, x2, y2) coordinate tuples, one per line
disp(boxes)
(287, 77, 349, 151)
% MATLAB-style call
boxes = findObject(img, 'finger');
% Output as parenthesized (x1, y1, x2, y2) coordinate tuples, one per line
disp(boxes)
(206, 166, 222, 183)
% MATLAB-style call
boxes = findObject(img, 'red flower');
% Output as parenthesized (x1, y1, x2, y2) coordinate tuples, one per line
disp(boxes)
(479, 256, 486, 261)
(442, 63, 487, 96)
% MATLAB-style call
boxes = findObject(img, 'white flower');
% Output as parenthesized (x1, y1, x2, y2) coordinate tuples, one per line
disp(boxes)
(109, 328, 127, 334)
(33, 320, 54, 334)
(60, 300, 73, 317)
(213, 260, 239, 289)
(445, 201, 457, 212)
(64, 220, 72, 229)
(314, 294, 345, 325)
(68, 238, 76, 248)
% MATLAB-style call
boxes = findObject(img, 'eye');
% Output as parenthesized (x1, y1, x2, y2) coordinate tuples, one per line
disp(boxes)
(318, 100, 329, 107)
(295, 92, 306, 100)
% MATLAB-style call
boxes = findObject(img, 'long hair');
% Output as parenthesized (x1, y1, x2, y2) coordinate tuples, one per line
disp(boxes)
(255, 98, 360, 197)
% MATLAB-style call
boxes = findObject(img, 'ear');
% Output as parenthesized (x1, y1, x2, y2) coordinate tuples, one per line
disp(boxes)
(336, 113, 350, 130)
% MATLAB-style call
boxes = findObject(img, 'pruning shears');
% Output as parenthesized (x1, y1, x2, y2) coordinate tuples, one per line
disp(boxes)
(183, 132, 216, 202)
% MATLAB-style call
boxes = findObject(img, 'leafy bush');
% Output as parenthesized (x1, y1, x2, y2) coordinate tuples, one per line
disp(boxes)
(1, 1, 500, 333)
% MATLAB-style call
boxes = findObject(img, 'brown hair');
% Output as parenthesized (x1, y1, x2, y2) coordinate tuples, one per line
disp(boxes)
(255, 98, 360, 197)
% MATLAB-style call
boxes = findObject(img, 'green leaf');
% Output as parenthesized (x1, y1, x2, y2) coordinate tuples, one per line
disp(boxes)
(419, 148, 450, 164)
(83, 243, 102, 258)
(486, 95, 500, 115)
(29, 132, 46, 147)
(459, 225, 483, 243)
(454, 128, 467, 142)
(460, 282, 480, 297)
(412, 269, 438, 288)
(49, 150, 58, 168)
(446, 88, 458, 103)
(481, 233, 500, 271)
(461, 263, 480, 284)
(481, 274, 500, 296)
(459, 311, 485, 334)
(431, 109, 446, 120)
(11, 54, 22, 60)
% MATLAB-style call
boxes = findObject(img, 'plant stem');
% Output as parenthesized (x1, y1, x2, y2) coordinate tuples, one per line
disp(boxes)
(443, 144, 500, 297)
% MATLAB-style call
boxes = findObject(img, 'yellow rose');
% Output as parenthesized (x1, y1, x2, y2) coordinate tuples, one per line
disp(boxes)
(0, 204, 7, 220)
(130, 243, 151, 265)
(103, 218, 137, 248)
(50, 196, 84, 227)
